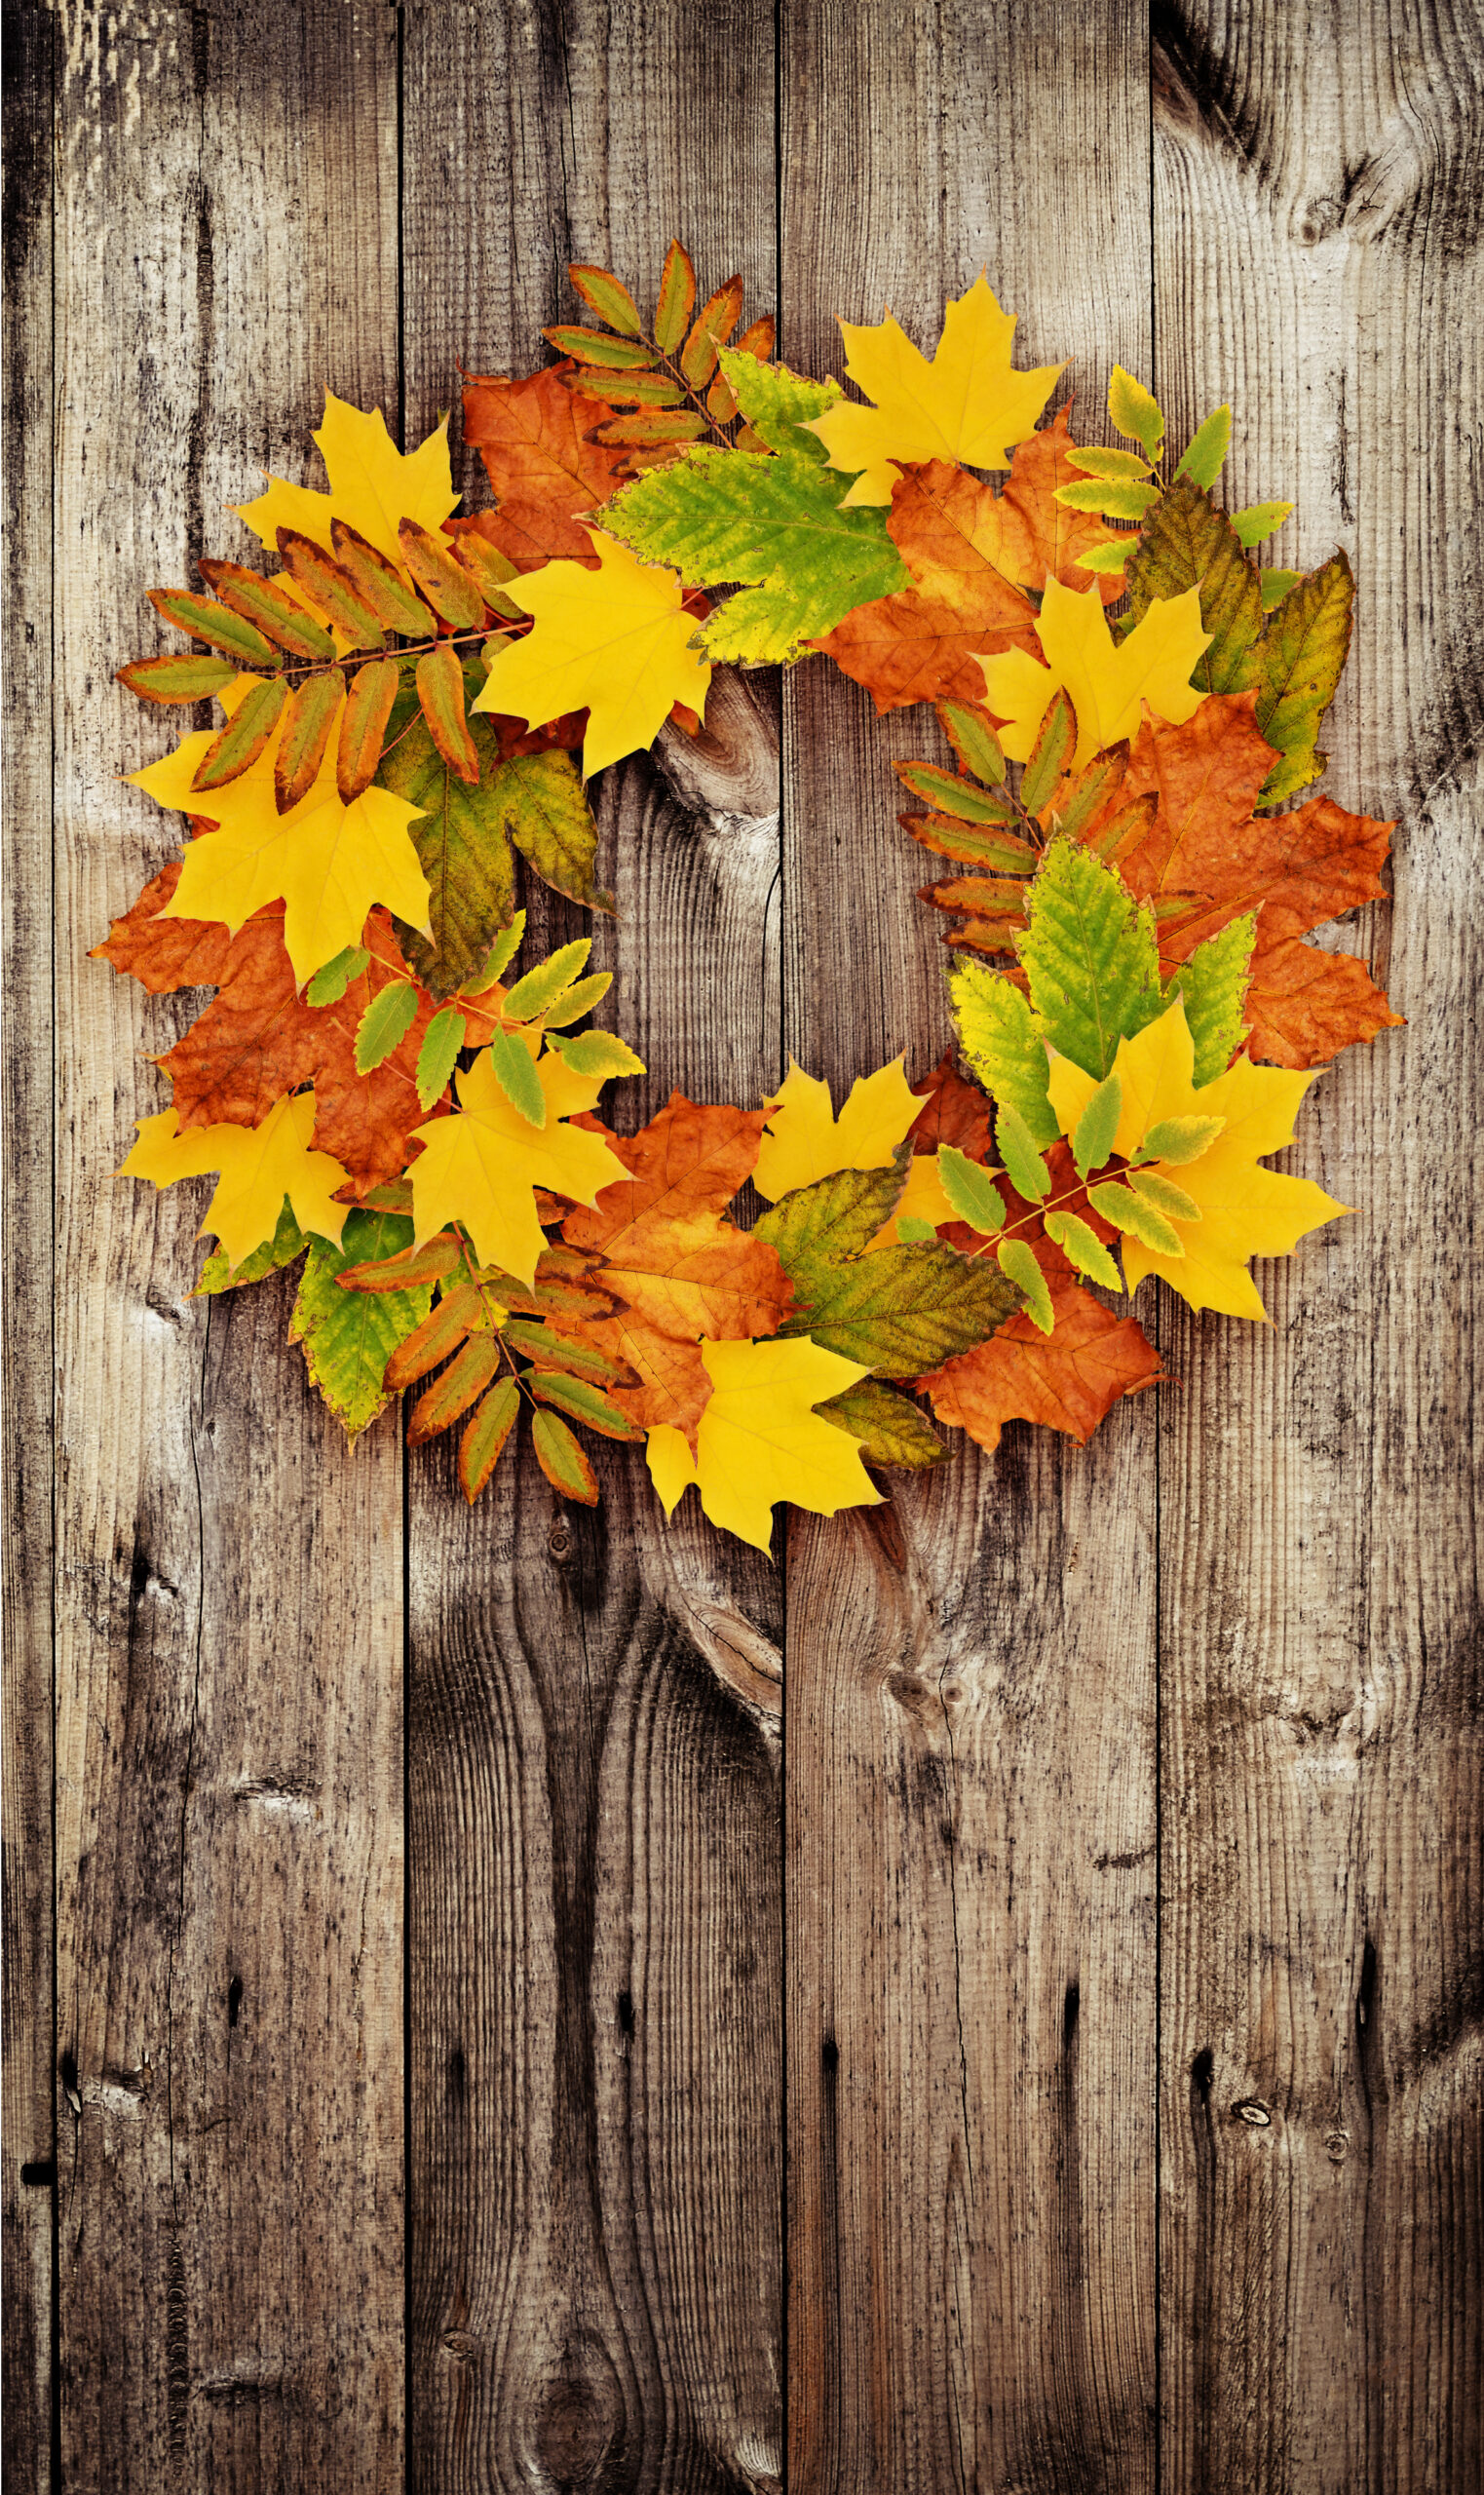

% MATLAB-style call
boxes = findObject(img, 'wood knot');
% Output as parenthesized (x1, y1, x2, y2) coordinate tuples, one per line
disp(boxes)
(530, 2369, 620, 2489)
(548, 1519, 572, 1562)
(1232, 2097, 1273, 2128)
(1324, 2127, 1351, 2163)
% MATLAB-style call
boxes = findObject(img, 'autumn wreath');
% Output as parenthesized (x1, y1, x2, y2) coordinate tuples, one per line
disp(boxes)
(99, 245, 1399, 1551)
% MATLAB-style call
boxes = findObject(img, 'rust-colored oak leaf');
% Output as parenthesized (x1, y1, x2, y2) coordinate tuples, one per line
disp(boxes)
(461, 365, 628, 570)
(921, 1276, 1162, 1454)
(562, 1094, 793, 1343)
(92, 859, 233, 993)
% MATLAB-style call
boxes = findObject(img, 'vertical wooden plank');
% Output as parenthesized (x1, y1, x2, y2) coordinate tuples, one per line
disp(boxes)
(400, 6, 784, 2487)
(780, 6, 1159, 2489)
(52, 8, 403, 2486)
(1154, 6, 1484, 2487)
(4, 6, 56, 2485)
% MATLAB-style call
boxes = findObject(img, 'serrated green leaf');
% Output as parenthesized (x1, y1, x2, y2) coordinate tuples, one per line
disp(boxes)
(1043, 1209, 1122, 1290)
(1172, 405, 1232, 490)
(894, 759, 1016, 823)
(1251, 553, 1353, 803)
(502, 939, 591, 1023)
(995, 1236, 1052, 1332)
(1016, 838, 1163, 1079)
(355, 979, 418, 1075)
(715, 345, 840, 457)
(288, 1209, 434, 1437)
(1063, 444, 1153, 481)
(948, 963, 1058, 1145)
(1231, 499, 1293, 549)
(1019, 691, 1077, 816)
(1122, 473, 1263, 694)
(381, 699, 611, 997)
(816, 1378, 947, 1469)
(1054, 477, 1161, 521)
(529, 1370, 643, 1439)
(995, 1101, 1050, 1203)
(306, 944, 370, 1009)
(936, 702, 1007, 787)
(539, 973, 613, 1028)
(467, 911, 526, 994)
(1079, 540, 1131, 576)
(936, 1145, 1006, 1234)
(415, 1007, 466, 1112)
(754, 1153, 908, 1269)
(486, 1028, 548, 1127)
(545, 1029, 645, 1081)
(895, 1214, 939, 1243)
(1164, 912, 1254, 1083)
(778, 1232, 1020, 1376)
(1128, 1168, 1201, 1221)
(1071, 1070, 1123, 1179)
(195, 1196, 307, 1294)
(1107, 366, 1164, 460)
(1086, 1180, 1184, 1256)
(1135, 1113, 1227, 1166)
(605, 437, 909, 665)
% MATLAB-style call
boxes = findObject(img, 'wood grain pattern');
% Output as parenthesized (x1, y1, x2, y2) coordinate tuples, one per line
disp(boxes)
(1153, 7, 1484, 2486)
(780, 7, 1161, 2489)
(4, 7, 57, 2486)
(48, 7, 404, 2486)
(400, 5, 784, 2486)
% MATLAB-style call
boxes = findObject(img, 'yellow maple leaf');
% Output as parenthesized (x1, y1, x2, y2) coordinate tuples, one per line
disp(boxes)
(119, 1091, 348, 1270)
(234, 392, 458, 569)
(132, 683, 430, 986)
(866, 1147, 958, 1246)
(1046, 998, 1348, 1321)
(805, 274, 1064, 507)
(646, 1335, 881, 1552)
(406, 1041, 629, 1286)
(474, 531, 711, 777)
(979, 577, 1211, 770)
(752, 1056, 922, 1202)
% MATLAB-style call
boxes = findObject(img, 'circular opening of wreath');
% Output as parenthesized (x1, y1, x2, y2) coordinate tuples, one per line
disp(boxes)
(99, 246, 1399, 1554)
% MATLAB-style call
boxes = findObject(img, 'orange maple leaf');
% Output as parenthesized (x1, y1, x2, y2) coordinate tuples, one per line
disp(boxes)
(971, 405, 1128, 601)
(460, 365, 629, 570)
(579, 1310, 713, 1446)
(907, 1053, 994, 1162)
(922, 1275, 1162, 1454)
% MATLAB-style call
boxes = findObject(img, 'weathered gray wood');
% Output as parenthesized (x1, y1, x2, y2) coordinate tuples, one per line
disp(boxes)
(1153, 8, 1484, 2486)
(400, 5, 784, 2486)
(780, 6, 1160, 2488)
(4, 8, 57, 2486)
(50, 8, 404, 2486)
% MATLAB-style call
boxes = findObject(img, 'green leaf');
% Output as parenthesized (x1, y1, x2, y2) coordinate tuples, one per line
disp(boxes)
(147, 588, 280, 669)
(459, 1377, 520, 1502)
(654, 241, 697, 355)
(995, 1236, 1052, 1332)
(815, 1378, 947, 1469)
(1172, 405, 1232, 490)
(948, 963, 1058, 1145)
(381, 703, 612, 997)
(778, 1232, 1019, 1376)
(1071, 1070, 1123, 1179)
(894, 759, 1017, 823)
(995, 1101, 1050, 1203)
(1122, 473, 1263, 694)
(542, 326, 656, 369)
(117, 652, 240, 704)
(1165, 912, 1254, 1083)
(715, 345, 840, 457)
(1078, 540, 1131, 576)
(568, 262, 644, 337)
(306, 944, 370, 1008)
(529, 1371, 643, 1440)
(1260, 567, 1301, 612)
(1128, 1168, 1201, 1221)
(1086, 1180, 1184, 1256)
(936, 1145, 1006, 1234)
(288, 1209, 434, 1437)
(355, 979, 418, 1075)
(936, 702, 1007, 787)
(606, 435, 909, 664)
(754, 1153, 908, 1268)
(1019, 691, 1077, 816)
(901, 813, 1037, 872)
(530, 1407, 599, 1503)
(1138, 1113, 1226, 1166)
(502, 939, 592, 1022)
(895, 1214, 939, 1243)
(195, 1196, 307, 1294)
(1231, 499, 1293, 548)
(539, 973, 614, 1028)
(468, 911, 526, 993)
(1050, 750, 1126, 842)
(1062, 444, 1153, 481)
(189, 674, 289, 790)
(544, 1029, 645, 1082)
(486, 1029, 547, 1128)
(1043, 1209, 1122, 1290)
(1251, 553, 1353, 803)
(1053, 478, 1161, 521)
(415, 1006, 466, 1112)
(1015, 838, 1163, 1079)
(501, 1318, 628, 1383)
(1107, 366, 1165, 460)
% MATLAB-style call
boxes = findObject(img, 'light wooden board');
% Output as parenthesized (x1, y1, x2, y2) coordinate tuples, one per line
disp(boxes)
(400, 6, 785, 2486)
(1153, 8, 1484, 2487)
(780, 6, 1161, 2488)
(47, 6, 404, 2486)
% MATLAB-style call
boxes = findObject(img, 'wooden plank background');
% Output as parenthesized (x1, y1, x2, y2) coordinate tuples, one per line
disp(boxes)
(3, 3, 1478, 2490)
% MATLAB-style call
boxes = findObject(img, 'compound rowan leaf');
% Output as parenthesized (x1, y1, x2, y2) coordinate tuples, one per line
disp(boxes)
(806, 275, 1063, 505)
(1122, 474, 1264, 695)
(475, 532, 710, 775)
(288, 1207, 434, 1436)
(645, 1336, 881, 1552)
(980, 578, 1212, 770)
(752, 1057, 923, 1202)
(234, 392, 458, 570)
(563, 1094, 791, 1343)
(118, 652, 241, 705)
(407, 1042, 632, 1286)
(532, 1407, 600, 1503)
(461, 365, 629, 569)
(119, 1090, 349, 1270)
